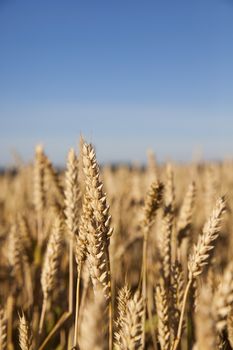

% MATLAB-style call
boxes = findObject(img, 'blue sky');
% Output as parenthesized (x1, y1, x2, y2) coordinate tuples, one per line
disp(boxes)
(0, 0, 233, 165)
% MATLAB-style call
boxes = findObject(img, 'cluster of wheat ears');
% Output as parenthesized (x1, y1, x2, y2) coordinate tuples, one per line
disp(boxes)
(0, 138, 233, 349)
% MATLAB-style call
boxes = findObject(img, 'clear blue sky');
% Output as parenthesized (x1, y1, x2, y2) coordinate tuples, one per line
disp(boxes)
(0, 0, 233, 165)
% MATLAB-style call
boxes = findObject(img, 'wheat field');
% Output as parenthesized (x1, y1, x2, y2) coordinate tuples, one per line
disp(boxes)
(0, 138, 233, 350)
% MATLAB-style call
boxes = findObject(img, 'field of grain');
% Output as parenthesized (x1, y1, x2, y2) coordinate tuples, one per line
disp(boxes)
(0, 138, 233, 350)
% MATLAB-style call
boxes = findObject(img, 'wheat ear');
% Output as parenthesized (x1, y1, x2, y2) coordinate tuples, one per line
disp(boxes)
(188, 196, 226, 279)
(177, 181, 196, 246)
(214, 262, 233, 332)
(114, 285, 131, 333)
(0, 308, 7, 350)
(82, 141, 113, 349)
(155, 281, 170, 350)
(172, 196, 226, 350)
(17, 214, 32, 252)
(115, 289, 143, 350)
(170, 261, 184, 341)
(162, 164, 175, 286)
(227, 309, 233, 347)
(43, 152, 64, 207)
(8, 223, 32, 304)
(33, 145, 45, 245)
(8, 224, 23, 282)
(39, 215, 63, 333)
(64, 148, 80, 324)
(18, 312, 32, 350)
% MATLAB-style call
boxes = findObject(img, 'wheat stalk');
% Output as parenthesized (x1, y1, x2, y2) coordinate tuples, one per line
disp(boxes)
(195, 286, 217, 349)
(79, 290, 108, 350)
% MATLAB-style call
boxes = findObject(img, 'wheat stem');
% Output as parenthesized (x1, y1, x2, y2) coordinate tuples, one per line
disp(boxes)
(39, 300, 47, 334)
(69, 240, 74, 314)
(141, 226, 148, 349)
(73, 263, 82, 348)
(172, 279, 192, 350)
